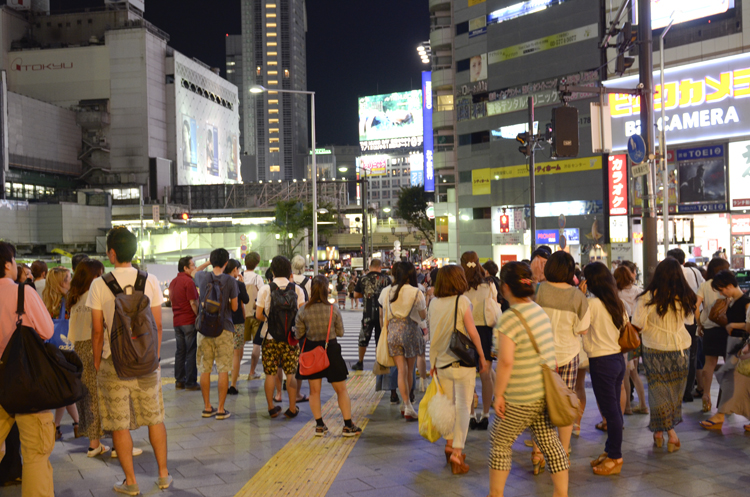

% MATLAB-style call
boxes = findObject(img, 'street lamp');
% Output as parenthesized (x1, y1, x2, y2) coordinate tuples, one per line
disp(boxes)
(249, 84, 319, 269)
(382, 206, 392, 213)
(338, 166, 348, 172)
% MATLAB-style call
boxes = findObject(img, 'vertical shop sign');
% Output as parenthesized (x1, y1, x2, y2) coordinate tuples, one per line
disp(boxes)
(608, 154, 627, 215)
(422, 71, 434, 193)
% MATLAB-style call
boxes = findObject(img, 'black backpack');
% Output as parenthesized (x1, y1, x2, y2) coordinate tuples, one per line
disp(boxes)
(196, 273, 225, 338)
(103, 270, 160, 379)
(267, 282, 298, 345)
(0, 283, 84, 414)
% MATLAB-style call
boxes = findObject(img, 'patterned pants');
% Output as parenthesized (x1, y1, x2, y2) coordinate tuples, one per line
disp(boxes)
(556, 355, 580, 390)
(489, 399, 569, 474)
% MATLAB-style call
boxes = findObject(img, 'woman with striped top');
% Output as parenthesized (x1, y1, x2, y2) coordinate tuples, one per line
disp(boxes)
(490, 262, 569, 497)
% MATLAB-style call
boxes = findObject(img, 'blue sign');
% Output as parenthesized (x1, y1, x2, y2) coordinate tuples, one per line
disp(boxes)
(422, 71, 434, 193)
(627, 134, 647, 164)
(535, 230, 560, 245)
(676, 145, 724, 161)
(564, 228, 580, 244)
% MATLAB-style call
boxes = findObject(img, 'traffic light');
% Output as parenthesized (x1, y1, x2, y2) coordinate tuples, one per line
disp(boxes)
(172, 212, 190, 223)
(516, 132, 530, 156)
(615, 22, 636, 76)
(499, 214, 510, 233)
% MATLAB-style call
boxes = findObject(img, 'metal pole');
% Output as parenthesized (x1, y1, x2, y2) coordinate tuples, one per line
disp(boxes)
(660, 15, 676, 256)
(311, 93, 318, 273)
(528, 96, 536, 252)
(362, 169, 368, 265)
(139, 185, 144, 262)
(639, 0, 658, 283)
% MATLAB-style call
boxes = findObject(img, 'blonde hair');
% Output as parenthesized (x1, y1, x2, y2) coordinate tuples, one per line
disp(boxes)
(291, 255, 306, 275)
(43, 266, 71, 318)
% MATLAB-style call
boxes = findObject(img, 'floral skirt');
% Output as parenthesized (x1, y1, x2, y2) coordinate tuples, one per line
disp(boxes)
(75, 340, 104, 440)
(642, 347, 689, 432)
(387, 318, 424, 359)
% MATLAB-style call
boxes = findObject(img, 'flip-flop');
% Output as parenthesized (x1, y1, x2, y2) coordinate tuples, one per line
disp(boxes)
(699, 419, 723, 430)
(268, 406, 282, 418)
(273, 395, 282, 403)
(284, 407, 300, 419)
(595, 421, 607, 432)
(296, 395, 309, 403)
(744, 424, 750, 432)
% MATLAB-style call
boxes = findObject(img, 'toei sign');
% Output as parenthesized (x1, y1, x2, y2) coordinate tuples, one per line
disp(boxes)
(608, 154, 628, 216)
(605, 52, 750, 150)
(11, 58, 73, 72)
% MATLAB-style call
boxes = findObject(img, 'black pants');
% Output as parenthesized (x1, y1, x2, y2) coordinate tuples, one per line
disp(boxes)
(683, 324, 699, 400)
(589, 353, 626, 459)
(0, 424, 22, 484)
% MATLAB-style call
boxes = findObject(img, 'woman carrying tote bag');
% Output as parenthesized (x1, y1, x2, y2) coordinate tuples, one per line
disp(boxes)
(427, 265, 487, 475)
(295, 276, 361, 437)
(490, 261, 569, 496)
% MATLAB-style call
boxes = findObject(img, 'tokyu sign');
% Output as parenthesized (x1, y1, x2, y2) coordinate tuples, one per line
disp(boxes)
(604, 52, 750, 151)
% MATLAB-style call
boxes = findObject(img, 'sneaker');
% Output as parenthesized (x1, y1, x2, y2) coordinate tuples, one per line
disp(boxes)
(216, 410, 232, 420)
(343, 425, 363, 437)
(248, 373, 261, 380)
(185, 383, 200, 391)
(113, 480, 140, 496)
(227, 386, 239, 395)
(404, 407, 418, 421)
(175, 382, 185, 390)
(476, 416, 489, 430)
(315, 425, 329, 437)
(156, 474, 173, 490)
(87, 444, 111, 458)
(111, 448, 143, 459)
(390, 391, 399, 405)
(352, 361, 364, 371)
(202, 407, 218, 418)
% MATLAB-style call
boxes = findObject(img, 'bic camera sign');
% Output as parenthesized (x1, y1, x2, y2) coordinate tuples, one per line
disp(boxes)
(604, 52, 750, 150)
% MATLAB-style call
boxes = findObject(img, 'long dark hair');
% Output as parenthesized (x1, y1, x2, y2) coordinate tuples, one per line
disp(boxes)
(68, 260, 105, 308)
(639, 258, 697, 318)
(460, 251, 488, 290)
(584, 262, 626, 329)
(499, 261, 535, 298)
(391, 261, 417, 303)
(308, 275, 332, 306)
(224, 259, 242, 275)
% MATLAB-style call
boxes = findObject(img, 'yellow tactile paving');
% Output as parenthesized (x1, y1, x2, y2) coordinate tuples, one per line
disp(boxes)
(235, 372, 383, 497)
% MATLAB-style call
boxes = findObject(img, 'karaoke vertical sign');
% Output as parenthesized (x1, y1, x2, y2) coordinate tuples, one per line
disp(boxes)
(422, 71, 434, 193)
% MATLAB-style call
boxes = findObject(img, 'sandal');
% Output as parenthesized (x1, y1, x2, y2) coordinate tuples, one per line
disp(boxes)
(593, 458, 623, 476)
(73, 422, 82, 438)
(450, 452, 469, 475)
(624, 408, 633, 415)
(573, 423, 581, 436)
(702, 396, 712, 413)
(744, 424, 750, 432)
(284, 407, 300, 419)
(631, 406, 649, 415)
(699, 419, 723, 430)
(268, 406, 282, 418)
(531, 450, 545, 475)
(55, 426, 62, 441)
(296, 395, 309, 403)
(653, 433, 664, 448)
(595, 421, 608, 432)
(590, 452, 608, 468)
(273, 395, 282, 403)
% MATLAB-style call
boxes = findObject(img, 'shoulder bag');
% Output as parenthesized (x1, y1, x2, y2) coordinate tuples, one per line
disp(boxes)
(708, 298, 729, 327)
(619, 314, 641, 353)
(449, 296, 477, 367)
(482, 283, 501, 327)
(298, 305, 333, 376)
(509, 307, 579, 427)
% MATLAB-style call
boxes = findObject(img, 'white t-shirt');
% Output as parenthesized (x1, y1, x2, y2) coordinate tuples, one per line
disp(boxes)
(464, 282, 499, 327)
(682, 266, 704, 294)
(86, 267, 161, 359)
(256, 277, 306, 341)
(428, 295, 472, 369)
(583, 298, 626, 359)
(243, 270, 265, 316)
(697, 279, 724, 328)
(632, 292, 693, 351)
(378, 285, 426, 324)
(292, 274, 312, 300)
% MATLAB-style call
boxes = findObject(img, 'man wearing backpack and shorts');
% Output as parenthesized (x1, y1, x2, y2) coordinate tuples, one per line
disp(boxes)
(256, 256, 306, 418)
(194, 248, 238, 421)
(88, 227, 171, 495)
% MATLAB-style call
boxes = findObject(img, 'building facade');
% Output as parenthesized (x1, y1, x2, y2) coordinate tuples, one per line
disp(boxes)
(238, 0, 309, 183)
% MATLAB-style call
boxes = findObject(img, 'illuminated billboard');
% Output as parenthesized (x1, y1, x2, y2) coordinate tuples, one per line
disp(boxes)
(172, 54, 241, 186)
(359, 90, 423, 150)
(637, 0, 734, 30)
(422, 72, 434, 193)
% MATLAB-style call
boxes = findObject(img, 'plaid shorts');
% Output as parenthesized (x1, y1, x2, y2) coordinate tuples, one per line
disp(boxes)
(97, 356, 164, 432)
(556, 355, 580, 390)
(262, 339, 300, 376)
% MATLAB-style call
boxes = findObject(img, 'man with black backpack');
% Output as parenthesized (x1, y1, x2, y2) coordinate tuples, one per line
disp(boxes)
(0, 242, 56, 496)
(193, 248, 238, 421)
(87, 227, 171, 494)
(256, 255, 306, 418)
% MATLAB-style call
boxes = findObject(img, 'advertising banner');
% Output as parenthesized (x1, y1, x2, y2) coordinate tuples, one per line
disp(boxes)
(637, 0, 734, 30)
(487, 23, 597, 65)
(469, 16, 487, 38)
(608, 155, 627, 216)
(358, 156, 387, 177)
(470, 54, 487, 82)
(422, 72, 434, 192)
(490, 156, 602, 181)
(605, 52, 750, 151)
(359, 90, 423, 146)
(472, 168, 492, 196)
(728, 140, 750, 209)
(676, 145, 726, 213)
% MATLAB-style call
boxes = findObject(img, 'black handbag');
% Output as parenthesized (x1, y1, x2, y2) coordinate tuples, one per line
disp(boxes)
(448, 296, 476, 367)
(0, 283, 84, 414)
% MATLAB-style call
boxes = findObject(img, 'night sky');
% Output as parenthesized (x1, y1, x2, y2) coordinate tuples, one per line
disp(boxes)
(52, 0, 430, 146)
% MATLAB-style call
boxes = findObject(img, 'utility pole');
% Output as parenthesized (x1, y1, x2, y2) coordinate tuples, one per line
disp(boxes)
(528, 96, 537, 251)
(361, 169, 368, 266)
(638, 0, 658, 283)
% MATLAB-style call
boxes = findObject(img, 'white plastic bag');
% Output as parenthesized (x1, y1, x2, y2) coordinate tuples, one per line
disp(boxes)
(426, 373, 455, 437)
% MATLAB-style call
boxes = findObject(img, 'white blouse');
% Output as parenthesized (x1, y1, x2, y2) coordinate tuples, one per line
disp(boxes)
(583, 298, 625, 359)
(632, 292, 693, 352)
(68, 291, 93, 343)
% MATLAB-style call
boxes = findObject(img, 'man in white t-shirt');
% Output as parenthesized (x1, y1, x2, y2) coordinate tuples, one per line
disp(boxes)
(242, 252, 266, 380)
(87, 227, 171, 494)
(666, 248, 704, 402)
(255, 256, 306, 419)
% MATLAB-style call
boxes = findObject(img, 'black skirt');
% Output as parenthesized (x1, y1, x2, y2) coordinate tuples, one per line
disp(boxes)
(295, 338, 349, 383)
(702, 327, 728, 357)
(476, 325, 494, 363)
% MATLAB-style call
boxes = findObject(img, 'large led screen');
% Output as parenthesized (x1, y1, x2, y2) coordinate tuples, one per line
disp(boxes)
(359, 90, 423, 143)
(636, 0, 735, 30)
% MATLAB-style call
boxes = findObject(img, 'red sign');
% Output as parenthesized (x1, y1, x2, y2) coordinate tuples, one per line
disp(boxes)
(608, 154, 628, 216)
(500, 254, 517, 266)
(499, 214, 509, 233)
(731, 215, 750, 234)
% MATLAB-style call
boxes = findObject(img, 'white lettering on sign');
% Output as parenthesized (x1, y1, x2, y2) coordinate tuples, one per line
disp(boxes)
(623, 105, 740, 137)
(608, 155, 627, 216)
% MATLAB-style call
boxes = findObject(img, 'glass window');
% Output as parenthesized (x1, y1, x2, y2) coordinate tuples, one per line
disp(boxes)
(437, 95, 453, 112)
(382, 180, 390, 188)
(436, 216, 449, 242)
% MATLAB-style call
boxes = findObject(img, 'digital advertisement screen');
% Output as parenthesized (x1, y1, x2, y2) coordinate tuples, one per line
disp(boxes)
(359, 90, 423, 143)
(641, 0, 734, 30)
(676, 145, 727, 212)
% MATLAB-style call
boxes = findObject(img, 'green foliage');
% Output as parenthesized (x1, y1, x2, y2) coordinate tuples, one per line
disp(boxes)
(395, 186, 434, 247)
(272, 200, 338, 257)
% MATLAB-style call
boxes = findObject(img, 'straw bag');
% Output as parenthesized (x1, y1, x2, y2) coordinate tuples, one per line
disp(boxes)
(509, 308, 579, 427)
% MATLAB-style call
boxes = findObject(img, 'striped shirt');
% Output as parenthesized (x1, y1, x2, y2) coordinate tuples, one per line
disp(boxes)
(494, 302, 556, 404)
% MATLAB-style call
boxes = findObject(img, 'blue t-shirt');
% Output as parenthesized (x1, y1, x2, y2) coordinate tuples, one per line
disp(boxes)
(194, 271, 239, 334)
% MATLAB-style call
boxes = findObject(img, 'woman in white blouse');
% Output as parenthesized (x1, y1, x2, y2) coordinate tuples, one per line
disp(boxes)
(582, 263, 628, 475)
(632, 258, 697, 453)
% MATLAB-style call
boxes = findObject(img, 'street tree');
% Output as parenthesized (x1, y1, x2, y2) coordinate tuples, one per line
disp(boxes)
(272, 200, 338, 258)
(395, 186, 434, 247)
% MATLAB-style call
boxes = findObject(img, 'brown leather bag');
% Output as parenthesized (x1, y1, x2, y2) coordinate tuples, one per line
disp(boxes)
(619, 321, 641, 353)
(708, 298, 729, 327)
(510, 308, 580, 427)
